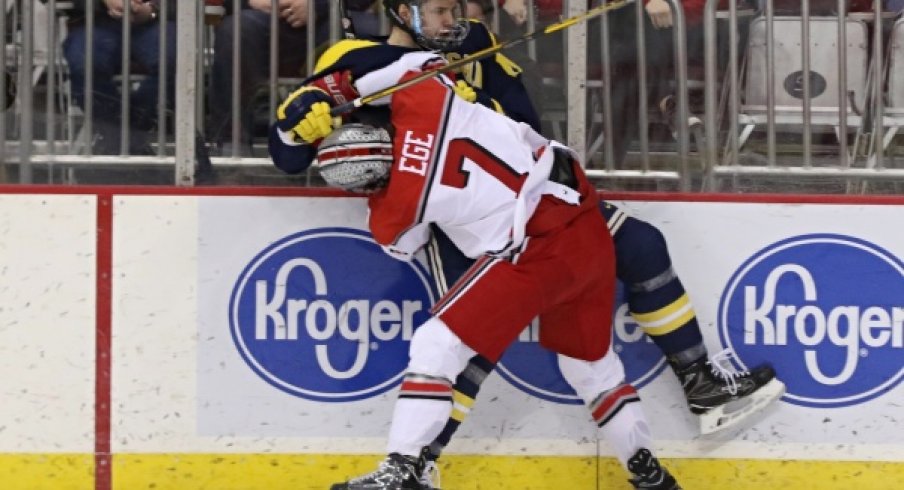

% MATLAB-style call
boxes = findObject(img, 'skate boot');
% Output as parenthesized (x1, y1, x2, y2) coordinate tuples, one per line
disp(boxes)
(418, 447, 441, 490)
(673, 348, 786, 434)
(330, 453, 426, 490)
(626, 448, 682, 490)
(418, 459, 441, 489)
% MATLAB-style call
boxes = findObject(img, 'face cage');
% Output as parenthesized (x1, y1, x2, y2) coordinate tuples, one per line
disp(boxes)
(408, 1, 471, 51)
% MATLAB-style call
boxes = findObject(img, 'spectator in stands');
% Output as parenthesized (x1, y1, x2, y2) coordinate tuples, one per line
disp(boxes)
(206, 0, 331, 157)
(598, 0, 708, 165)
(57, 0, 177, 155)
(466, 0, 491, 21)
(519, 0, 711, 165)
(344, 0, 382, 39)
(464, 0, 533, 39)
(3, 71, 15, 110)
(470, 1, 488, 16)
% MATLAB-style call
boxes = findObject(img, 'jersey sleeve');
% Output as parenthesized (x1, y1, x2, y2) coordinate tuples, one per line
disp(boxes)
(368, 189, 432, 261)
(268, 126, 317, 174)
(379, 223, 432, 262)
(480, 54, 541, 132)
(269, 40, 409, 175)
(368, 70, 454, 260)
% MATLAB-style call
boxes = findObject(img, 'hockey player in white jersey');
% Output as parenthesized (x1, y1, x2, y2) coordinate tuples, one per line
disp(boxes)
(321, 52, 682, 490)
(272, 2, 786, 459)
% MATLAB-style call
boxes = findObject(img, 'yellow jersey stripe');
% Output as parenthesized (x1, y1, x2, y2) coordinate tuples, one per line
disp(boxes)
(314, 39, 379, 73)
(641, 306, 696, 336)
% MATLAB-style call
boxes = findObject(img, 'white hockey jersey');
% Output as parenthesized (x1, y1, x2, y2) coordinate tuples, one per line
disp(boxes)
(367, 58, 580, 260)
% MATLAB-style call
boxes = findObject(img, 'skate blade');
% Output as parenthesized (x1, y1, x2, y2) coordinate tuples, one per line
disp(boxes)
(699, 378, 786, 435)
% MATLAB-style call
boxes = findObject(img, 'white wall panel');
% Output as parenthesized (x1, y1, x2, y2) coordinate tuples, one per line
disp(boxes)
(111, 196, 199, 453)
(0, 195, 96, 452)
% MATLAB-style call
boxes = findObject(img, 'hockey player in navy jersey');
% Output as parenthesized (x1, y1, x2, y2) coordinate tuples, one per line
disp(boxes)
(269, 0, 784, 487)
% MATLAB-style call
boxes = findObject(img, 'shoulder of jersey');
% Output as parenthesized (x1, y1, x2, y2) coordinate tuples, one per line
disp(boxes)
(458, 20, 495, 54)
(314, 39, 419, 78)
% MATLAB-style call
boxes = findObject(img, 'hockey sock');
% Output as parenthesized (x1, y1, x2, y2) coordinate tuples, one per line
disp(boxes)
(387, 374, 454, 457)
(591, 383, 652, 468)
(628, 281, 703, 356)
(558, 352, 653, 466)
(602, 203, 704, 357)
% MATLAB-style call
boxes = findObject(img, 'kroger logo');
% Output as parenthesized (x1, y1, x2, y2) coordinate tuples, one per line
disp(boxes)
(497, 286, 667, 405)
(229, 228, 435, 402)
(719, 234, 904, 408)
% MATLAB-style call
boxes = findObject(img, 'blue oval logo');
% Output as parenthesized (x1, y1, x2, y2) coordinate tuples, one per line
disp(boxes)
(229, 228, 436, 402)
(718, 234, 904, 408)
(497, 286, 667, 404)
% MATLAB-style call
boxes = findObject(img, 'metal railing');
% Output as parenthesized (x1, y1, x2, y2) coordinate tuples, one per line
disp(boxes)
(701, 0, 904, 192)
(1, 0, 339, 185)
(1, 0, 903, 193)
(575, 0, 693, 189)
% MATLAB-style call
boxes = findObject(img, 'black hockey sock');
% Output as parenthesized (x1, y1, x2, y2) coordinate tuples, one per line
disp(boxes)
(426, 354, 494, 461)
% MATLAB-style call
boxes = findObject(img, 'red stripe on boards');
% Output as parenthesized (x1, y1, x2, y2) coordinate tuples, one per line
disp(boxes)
(95, 194, 113, 490)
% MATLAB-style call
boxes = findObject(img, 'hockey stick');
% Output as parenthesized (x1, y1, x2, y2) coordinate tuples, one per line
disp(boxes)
(329, 0, 635, 116)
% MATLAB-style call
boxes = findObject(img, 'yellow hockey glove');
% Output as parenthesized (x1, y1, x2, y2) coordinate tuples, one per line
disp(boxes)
(276, 87, 339, 144)
(452, 79, 477, 103)
(296, 101, 338, 143)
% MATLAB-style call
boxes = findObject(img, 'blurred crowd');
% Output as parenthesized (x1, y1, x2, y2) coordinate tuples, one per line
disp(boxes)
(19, 0, 904, 164)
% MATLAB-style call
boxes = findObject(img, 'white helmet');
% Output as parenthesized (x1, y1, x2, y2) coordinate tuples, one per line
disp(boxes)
(315, 124, 394, 193)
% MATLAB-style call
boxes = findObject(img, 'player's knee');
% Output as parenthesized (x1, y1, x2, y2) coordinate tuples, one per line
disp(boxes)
(558, 352, 627, 405)
(615, 217, 673, 286)
(408, 317, 475, 382)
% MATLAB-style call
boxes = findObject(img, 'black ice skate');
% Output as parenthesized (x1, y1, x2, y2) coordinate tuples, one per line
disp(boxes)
(626, 448, 682, 490)
(673, 349, 786, 434)
(418, 458, 441, 489)
(331, 453, 426, 490)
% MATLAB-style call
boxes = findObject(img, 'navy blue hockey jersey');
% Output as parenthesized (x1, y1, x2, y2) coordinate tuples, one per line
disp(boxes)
(269, 21, 539, 175)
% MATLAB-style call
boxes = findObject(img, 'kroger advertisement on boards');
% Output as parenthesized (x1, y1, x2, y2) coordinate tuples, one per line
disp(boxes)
(196, 196, 903, 456)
